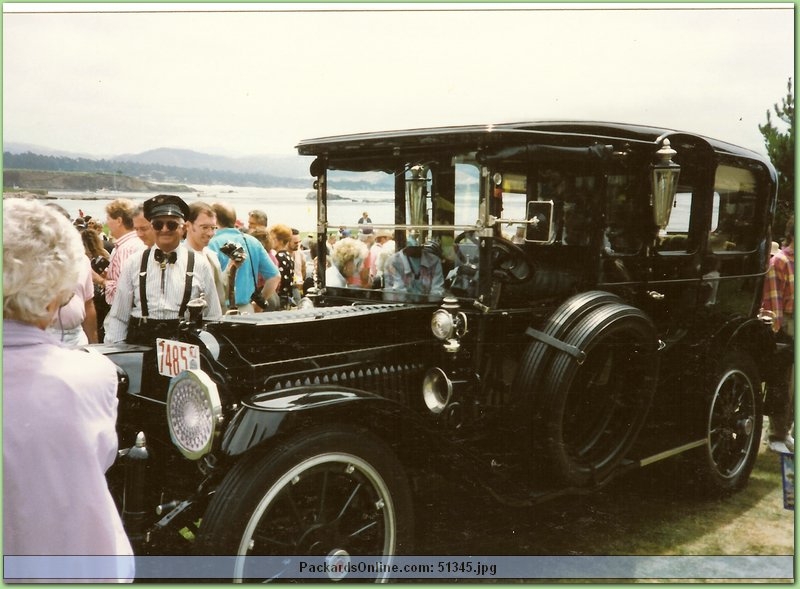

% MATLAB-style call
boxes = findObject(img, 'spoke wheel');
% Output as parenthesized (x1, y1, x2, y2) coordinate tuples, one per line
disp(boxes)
(195, 426, 413, 582)
(693, 351, 762, 494)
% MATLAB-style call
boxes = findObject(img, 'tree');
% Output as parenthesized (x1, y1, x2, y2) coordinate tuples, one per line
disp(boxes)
(759, 77, 794, 238)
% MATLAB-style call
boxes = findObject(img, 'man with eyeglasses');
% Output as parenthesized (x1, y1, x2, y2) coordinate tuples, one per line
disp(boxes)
(185, 201, 226, 314)
(104, 194, 222, 345)
(132, 204, 157, 248)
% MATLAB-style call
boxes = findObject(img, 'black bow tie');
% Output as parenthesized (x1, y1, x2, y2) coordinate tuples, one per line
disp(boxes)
(154, 249, 177, 264)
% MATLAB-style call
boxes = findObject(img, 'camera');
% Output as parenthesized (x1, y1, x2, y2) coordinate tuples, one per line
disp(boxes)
(220, 241, 246, 263)
(250, 290, 268, 309)
(91, 256, 110, 274)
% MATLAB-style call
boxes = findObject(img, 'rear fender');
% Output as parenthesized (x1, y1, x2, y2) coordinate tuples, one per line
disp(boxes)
(709, 317, 775, 379)
(221, 386, 437, 468)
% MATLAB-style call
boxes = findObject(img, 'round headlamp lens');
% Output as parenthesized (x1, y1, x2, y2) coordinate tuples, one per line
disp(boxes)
(167, 370, 221, 460)
(431, 309, 455, 340)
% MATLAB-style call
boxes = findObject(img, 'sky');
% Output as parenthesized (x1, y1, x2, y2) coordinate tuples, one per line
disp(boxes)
(2, 3, 794, 158)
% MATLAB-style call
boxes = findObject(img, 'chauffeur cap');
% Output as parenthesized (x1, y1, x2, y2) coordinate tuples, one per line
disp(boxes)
(144, 194, 190, 220)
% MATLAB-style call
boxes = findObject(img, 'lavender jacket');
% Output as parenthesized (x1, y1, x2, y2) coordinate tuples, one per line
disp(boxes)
(3, 320, 134, 581)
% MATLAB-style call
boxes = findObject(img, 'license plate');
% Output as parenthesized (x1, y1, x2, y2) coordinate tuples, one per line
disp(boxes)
(156, 338, 200, 378)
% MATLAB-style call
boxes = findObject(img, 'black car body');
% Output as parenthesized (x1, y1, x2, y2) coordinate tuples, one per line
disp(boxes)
(102, 121, 780, 579)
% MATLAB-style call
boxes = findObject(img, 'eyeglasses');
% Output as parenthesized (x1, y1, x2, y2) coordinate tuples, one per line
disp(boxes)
(152, 220, 182, 232)
(198, 224, 217, 232)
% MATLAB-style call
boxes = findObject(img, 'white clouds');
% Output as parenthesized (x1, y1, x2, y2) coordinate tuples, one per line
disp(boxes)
(3, 4, 793, 157)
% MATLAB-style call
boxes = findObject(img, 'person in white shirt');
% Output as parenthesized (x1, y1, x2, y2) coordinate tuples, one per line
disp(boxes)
(184, 201, 226, 315)
(104, 194, 222, 345)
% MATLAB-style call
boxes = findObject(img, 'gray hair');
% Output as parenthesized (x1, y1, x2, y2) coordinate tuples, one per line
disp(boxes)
(331, 237, 368, 275)
(3, 199, 84, 324)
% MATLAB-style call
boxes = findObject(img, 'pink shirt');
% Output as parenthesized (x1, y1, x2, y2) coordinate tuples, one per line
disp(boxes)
(105, 231, 145, 304)
(49, 256, 93, 331)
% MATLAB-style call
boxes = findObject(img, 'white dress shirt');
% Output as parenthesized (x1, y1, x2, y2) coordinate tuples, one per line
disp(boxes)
(104, 243, 222, 343)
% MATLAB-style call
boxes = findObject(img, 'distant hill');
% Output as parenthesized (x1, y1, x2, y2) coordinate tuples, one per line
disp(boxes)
(2, 143, 392, 191)
(3, 151, 312, 189)
(3, 169, 193, 193)
(114, 148, 312, 179)
(3, 142, 101, 160)
(4, 142, 312, 179)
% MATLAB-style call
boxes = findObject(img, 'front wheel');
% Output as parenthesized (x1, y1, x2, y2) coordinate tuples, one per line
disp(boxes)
(692, 351, 762, 494)
(195, 425, 413, 581)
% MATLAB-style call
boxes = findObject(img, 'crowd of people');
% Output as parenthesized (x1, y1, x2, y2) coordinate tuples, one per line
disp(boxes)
(41, 198, 453, 347)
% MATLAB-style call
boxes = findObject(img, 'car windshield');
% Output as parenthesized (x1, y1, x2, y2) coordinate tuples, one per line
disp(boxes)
(318, 154, 647, 302)
(322, 161, 484, 302)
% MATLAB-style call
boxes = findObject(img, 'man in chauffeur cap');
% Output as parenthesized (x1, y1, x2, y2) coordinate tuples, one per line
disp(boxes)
(104, 194, 222, 344)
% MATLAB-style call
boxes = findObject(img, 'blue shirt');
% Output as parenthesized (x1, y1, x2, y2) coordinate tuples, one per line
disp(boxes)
(208, 228, 279, 305)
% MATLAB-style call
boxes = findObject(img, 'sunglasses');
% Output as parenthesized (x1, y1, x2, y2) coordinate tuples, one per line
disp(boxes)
(152, 220, 182, 232)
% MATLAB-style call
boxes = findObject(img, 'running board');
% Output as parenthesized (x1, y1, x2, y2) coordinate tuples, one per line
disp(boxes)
(636, 438, 706, 467)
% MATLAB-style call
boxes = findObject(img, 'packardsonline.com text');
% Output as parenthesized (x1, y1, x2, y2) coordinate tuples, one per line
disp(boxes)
(298, 558, 498, 578)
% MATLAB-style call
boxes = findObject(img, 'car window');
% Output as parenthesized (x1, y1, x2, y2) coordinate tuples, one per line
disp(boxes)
(710, 164, 759, 252)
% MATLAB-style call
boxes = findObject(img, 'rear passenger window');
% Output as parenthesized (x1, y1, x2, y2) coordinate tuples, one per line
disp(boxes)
(710, 165, 759, 252)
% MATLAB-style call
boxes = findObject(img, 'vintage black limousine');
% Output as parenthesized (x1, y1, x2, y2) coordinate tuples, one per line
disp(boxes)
(101, 121, 780, 580)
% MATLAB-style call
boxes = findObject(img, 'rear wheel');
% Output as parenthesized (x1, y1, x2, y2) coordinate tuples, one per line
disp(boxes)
(692, 351, 762, 494)
(195, 426, 413, 581)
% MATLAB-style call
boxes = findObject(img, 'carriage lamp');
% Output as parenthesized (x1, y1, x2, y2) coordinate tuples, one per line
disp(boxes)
(651, 138, 681, 234)
(167, 369, 222, 460)
(430, 298, 468, 342)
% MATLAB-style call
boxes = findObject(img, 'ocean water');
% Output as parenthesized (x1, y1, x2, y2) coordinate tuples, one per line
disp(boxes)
(22, 184, 398, 234)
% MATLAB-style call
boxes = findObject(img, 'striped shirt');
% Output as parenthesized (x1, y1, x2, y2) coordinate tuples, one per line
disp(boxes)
(103, 244, 223, 343)
(761, 245, 794, 333)
(104, 231, 146, 304)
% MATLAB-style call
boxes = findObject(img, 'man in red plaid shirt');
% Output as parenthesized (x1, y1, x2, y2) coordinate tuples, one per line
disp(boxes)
(762, 215, 794, 453)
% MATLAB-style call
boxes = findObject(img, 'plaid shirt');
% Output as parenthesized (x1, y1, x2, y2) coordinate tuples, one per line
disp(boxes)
(761, 245, 794, 333)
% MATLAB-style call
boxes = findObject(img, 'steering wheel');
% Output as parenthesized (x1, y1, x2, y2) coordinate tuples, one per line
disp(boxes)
(454, 231, 480, 265)
(454, 232, 533, 285)
(491, 236, 533, 284)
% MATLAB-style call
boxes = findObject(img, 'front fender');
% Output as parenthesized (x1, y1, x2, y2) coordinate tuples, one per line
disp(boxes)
(221, 386, 436, 467)
(88, 342, 150, 395)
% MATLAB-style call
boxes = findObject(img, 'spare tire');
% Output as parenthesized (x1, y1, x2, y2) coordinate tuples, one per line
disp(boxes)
(538, 303, 659, 487)
(512, 291, 622, 406)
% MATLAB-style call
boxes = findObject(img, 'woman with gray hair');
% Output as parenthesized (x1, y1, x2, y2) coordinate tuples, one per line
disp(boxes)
(3, 199, 134, 581)
(326, 237, 369, 287)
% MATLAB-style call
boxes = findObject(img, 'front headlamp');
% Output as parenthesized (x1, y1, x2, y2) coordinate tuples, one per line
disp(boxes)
(167, 369, 222, 460)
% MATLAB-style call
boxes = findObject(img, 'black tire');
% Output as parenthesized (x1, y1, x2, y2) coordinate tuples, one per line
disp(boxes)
(691, 350, 762, 494)
(538, 303, 659, 487)
(194, 425, 413, 581)
(513, 291, 622, 405)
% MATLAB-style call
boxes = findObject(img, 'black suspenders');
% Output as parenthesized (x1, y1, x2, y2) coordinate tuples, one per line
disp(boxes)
(179, 252, 196, 317)
(138, 248, 196, 321)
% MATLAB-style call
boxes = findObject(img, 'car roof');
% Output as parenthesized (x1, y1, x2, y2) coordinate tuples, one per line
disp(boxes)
(296, 120, 768, 163)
